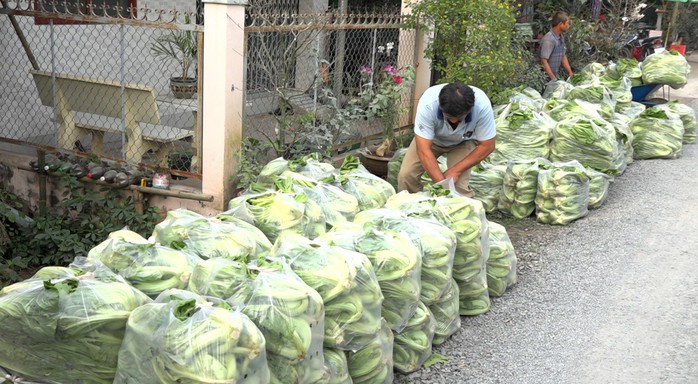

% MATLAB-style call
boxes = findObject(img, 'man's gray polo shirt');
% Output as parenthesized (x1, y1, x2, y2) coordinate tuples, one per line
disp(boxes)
(540, 29, 566, 78)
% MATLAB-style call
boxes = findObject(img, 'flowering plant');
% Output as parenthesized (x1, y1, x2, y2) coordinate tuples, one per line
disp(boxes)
(352, 54, 415, 157)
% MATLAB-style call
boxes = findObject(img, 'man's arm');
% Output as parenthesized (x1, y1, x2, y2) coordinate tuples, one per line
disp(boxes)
(415, 135, 444, 183)
(443, 138, 496, 181)
(561, 55, 574, 78)
(540, 58, 557, 81)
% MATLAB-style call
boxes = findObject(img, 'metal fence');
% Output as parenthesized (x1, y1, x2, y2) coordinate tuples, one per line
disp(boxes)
(243, 10, 417, 158)
(0, 1, 202, 174)
(1, 1, 417, 176)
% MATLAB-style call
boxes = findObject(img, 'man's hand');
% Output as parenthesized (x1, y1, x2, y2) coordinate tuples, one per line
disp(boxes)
(415, 136, 444, 182)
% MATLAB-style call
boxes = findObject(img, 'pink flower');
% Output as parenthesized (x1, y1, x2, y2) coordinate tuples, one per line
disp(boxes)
(383, 65, 398, 76)
(392, 75, 403, 85)
(360, 65, 374, 76)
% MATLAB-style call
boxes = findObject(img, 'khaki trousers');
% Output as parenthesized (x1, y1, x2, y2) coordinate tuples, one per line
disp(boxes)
(397, 138, 478, 197)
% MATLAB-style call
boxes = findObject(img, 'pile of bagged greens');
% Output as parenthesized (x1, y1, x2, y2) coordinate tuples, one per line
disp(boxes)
(0, 153, 521, 383)
(0, 49, 693, 382)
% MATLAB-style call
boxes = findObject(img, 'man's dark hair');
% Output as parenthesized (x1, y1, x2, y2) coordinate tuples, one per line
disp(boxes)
(439, 83, 475, 118)
(551, 11, 569, 27)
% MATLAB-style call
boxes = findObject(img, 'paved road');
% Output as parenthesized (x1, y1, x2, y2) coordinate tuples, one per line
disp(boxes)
(397, 54, 698, 384)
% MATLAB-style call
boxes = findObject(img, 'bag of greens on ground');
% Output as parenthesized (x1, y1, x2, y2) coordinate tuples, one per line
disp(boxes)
(488, 103, 555, 164)
(567, 82, 616, 118)
(329, 155, 396, 211)
(387, 148, 408, 191)
(114, 291, 269, 384)
(487, 222, 517, 297)
(386, 191, 492, 315)
(599, 75, 633, 103)
(429, 278, 460, 345)
(353, 208, 457, 305)
(226, 187, 326, 242)
(666, 101, 697, 144)
(152, 208, 272, 260)
(256, 153, 335, 187)
(346, 318, 394, 384)
(270, 233, 383, 351)
(607, 111, 635, 166)
(279, 170, 360, 227)
(585, 168, 613, 209)
(542, 79, 574, 99)
(321, 222, 422, 332)
(606, 59, 642, 84)
(550, 116, 625, 175)
(393, 301, 436, 374)
(86, 229, 201, 298)
(630, 104, 684, 159)
(498, 158, 551, 219)
(615, 101, 647, 120)
(508, 88, 546, 111)
(641, 50, 691, 89)
(470, 162, 507, 213)
(323, 347, 352, 384)
(535, 161, 591, 226)
(188, 257, 254, 303)
(544, 98, 605, 122)
(243, 259, 326, 384)
(570, 62, 606, 85)
(0, 262, 151, 384)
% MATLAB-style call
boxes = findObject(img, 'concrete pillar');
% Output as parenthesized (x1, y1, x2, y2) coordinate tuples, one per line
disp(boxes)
(400, 0, 431, 124)
(202, 0, 247, 210)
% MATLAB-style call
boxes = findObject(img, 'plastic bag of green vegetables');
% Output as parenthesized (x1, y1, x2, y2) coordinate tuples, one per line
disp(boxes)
(641, 50, 691, 89)
(346, 318, 394, 384)
(606, 58, 642, 83)
(507, 88, 546, 111)
(0, 263, 151, 384)
(544, 98, 604, 122)
(433, 194, 491, 315)
(607, 112, 635, 167)
(386, 192, 491, 315)
(256, 153, 336, 187)
(270, 233, 383, 351)
(542, 79, 574, 99)
(225, 187, 326, 242)
(278, 170, 360, 227)
(488, 103, 555, 164)
(599, 75, 633, 103)
(393, 301, 436, 373)
(429, 278, 460, 345)
(243, 259, 326, 384)
(498, 158, 552, 219)
(585, 168, 613, 209)
(354, 208, 457, 305)
(329, 155, 396, 211)
(323, 347, 352, 384)
(665, 101, 697, 144)
(550, 116, 625, 175)
(321, 222, 422, 332)
(387, 148, 408, 190)
(567, 82, 616, 118)
(470, 162, 507, 213)
(535, 161, 591, 226)
(487, 222, 517, 297)
(615, 101, 646, 120)
(571, 62, 606, 84)
(630, 104, 684, 159)
(86, 229, 201, 298)
(114, 290, 269, 384)
(188, 257, 254, 304)
(152, 208, 272, 260)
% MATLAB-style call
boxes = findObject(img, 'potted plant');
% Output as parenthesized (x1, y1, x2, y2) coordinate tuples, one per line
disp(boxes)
(151, 27, 198, 99)
(354, 56, 415, 177)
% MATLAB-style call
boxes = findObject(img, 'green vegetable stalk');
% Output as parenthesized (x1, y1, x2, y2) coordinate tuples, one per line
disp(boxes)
(535, 161, 591, 226)
(630, 105, 684, 160)
(323, 347, 352, 384)
(188, 257, 254, 304)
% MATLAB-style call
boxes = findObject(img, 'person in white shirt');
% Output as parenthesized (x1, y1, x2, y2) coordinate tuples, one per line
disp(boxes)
(397, 82, 496, 197)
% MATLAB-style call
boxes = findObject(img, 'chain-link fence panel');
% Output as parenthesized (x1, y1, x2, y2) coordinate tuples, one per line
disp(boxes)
(243, 11, 417, 160)
(0, 1, 201, 175)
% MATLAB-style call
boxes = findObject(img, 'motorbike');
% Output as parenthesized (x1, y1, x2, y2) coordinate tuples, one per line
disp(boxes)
(626, 27, 664, 60)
